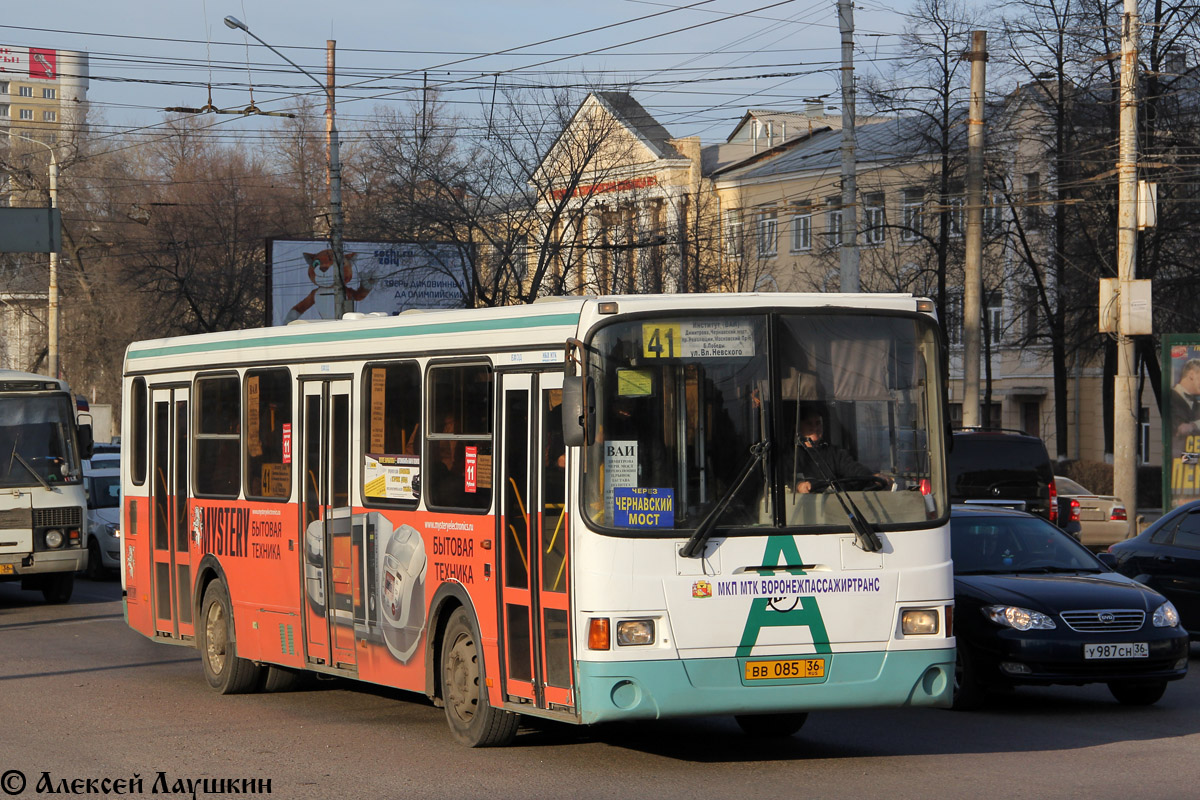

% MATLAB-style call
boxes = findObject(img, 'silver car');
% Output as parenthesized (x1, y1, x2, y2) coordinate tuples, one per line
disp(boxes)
(1055, 475, 1130, 550)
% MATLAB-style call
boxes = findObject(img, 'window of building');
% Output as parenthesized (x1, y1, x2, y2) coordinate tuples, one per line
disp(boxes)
(0, 104, 8, 118)
(18, 108, 32, 120)
(949, 402, 1002, 429)
(362, 361, 421, 506)
(42, 88, 56, 99)
(901, 189, 923, 242)
(1022, 285, 1041, 340)
(244, 369, 292, 501)
(756, 208, 777, 257)
(864, 192, 886, 244)
(1024, 172, 1043, 230)
(0, 82, 9, 94)
(790, 206, 812, 251)
(945, 290, 963, 346)
(426, 363, 493, 511)
(948, 196, 964, 238)
(195, 375, 241, 498)
(17, 86, 32, 98)
(42, 110, 56, 122)
(986, 291, 1004, 345)
(724, 209, 744, 257)
(826, 198, 843, 246)
(983, 192, 1005, 233)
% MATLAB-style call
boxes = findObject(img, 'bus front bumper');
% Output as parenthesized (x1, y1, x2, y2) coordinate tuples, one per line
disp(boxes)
(0, 550, 87, 580)
(576, 648, 954, 724)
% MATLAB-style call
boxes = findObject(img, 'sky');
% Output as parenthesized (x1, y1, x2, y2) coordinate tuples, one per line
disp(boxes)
(3, 0, 924, 147)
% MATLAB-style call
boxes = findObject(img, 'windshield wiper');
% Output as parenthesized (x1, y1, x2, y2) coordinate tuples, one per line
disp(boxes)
(680, 441, 768, 559)
(10, 451, 53, 491)
(801, 442, 882, 553)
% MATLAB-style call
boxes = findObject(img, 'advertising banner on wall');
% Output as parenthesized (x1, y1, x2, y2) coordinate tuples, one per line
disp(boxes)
(0, 46, 58, 80)
(1162, 335, 1200, 509)
(266, 239, 469, 326)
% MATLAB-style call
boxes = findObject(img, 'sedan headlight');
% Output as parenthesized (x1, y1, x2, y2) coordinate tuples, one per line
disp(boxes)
(1153, 601, 1181, 628)
(984, 605, 1056, 631)
(104, 523, 120, 539)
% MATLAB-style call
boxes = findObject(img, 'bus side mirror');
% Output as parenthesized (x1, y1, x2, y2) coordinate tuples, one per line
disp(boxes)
(78, 423, 95, 461)
(562, 375, 595, 447)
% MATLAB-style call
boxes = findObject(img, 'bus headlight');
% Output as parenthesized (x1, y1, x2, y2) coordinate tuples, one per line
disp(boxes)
(44, 529, 64, 549)
(616, 619, 655, 646)
(901, 608, 940, 635)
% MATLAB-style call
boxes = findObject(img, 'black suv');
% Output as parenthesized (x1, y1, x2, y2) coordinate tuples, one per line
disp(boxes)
(948, 429, 1063, 528)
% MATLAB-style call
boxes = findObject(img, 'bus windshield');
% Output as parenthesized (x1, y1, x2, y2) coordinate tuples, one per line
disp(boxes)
(582, 312, 946, 534)
(0, 394, 83, 488)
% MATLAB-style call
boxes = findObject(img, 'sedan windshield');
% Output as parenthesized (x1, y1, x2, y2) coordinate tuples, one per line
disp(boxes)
(951, 513, 1104, 574)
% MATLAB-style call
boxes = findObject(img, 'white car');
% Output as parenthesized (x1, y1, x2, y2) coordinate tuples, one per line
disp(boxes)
(84, 465, 121, 579)
(1054, 475, 1130, 550)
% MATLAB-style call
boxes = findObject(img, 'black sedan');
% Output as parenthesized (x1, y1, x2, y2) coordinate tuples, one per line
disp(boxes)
(1105, 500, 1200, 638)
(951, 506, 1189, 709)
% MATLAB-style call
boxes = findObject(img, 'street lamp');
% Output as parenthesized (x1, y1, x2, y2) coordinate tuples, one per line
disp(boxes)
(7, 131, 59, 377)
(223, 15, 349, 319)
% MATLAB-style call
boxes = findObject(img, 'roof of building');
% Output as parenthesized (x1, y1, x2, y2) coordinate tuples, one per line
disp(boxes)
(592, 91, 685, 160)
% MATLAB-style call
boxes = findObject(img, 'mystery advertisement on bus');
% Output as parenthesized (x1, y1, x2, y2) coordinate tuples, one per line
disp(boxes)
(267, 239, 469, 325)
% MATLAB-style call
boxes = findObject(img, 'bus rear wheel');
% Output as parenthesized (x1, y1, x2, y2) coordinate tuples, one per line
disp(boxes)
(734, 712, 808, 737)
(199, 579, 262, 694)
(440, 608, 518, 747)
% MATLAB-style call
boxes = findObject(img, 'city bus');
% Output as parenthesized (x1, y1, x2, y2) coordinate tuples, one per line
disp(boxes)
(0, 369, 94, 603)
(119, 293, 953, 746)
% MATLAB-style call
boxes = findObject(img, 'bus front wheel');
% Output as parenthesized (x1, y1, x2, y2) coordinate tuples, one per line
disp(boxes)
(199, 579, 262, 694)
(440, 608, 518, 747)
(41, 572, 74, 604)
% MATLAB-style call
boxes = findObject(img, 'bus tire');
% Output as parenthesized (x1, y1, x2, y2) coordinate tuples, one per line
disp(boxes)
(199, 579, 262, 694)
(41, 572, 74, 604)
(440, 608, 518, 747)
(261, 665, 309, 693)
(86, 539, 108, 581)
(734, 712, 808, 737)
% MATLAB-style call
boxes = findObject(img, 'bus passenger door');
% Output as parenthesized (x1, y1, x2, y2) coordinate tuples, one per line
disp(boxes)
(300, 378, 357, 671)
(498, 372, 574, 713)
(149, 386, 192, 640)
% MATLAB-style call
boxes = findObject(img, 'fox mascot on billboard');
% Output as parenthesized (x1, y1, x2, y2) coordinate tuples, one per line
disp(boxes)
(284, 248, 375, 322)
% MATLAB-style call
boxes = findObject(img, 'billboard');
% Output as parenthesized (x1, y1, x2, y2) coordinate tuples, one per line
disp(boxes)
(0, 46, 57, 80)
(1162, 335, 1200, 509)
(267, 239, 469, 326)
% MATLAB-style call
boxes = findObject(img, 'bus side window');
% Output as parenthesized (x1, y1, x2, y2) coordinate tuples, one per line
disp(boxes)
(245, 368, 292, 501)
(426, 364, 493, 511)
(195, 375, 240, 498)
(363, 362, 421, 506)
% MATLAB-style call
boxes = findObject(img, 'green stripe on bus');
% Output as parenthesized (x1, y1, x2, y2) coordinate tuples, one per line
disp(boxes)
(126, 312, 581, 361)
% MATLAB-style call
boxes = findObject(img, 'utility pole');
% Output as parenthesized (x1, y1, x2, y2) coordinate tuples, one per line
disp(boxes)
(838, 0, 859, 292)
(222, 17, 348, 319)
(961, 31, 987, 428)
(1114, 0, 1140, 533)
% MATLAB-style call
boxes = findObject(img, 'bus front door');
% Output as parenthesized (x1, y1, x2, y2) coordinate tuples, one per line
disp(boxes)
(499, 372, 574, 713)
(149, 386, 192, 639)
(300, 378, 357, 671)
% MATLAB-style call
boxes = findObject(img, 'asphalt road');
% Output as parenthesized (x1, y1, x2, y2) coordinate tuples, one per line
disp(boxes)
(2, 576, 1198, 800)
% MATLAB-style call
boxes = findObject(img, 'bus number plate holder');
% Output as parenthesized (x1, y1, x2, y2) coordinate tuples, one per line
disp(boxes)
(744, 658, 825, 681)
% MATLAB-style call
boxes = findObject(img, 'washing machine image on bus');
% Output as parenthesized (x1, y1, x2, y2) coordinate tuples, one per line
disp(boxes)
(303, 515, 325, 616)
(378, 523, 427, 663)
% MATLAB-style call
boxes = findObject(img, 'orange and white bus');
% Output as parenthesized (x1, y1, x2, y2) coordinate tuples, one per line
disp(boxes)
(120, 293, 954, 746)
